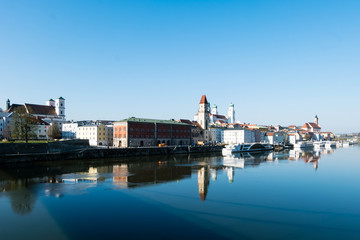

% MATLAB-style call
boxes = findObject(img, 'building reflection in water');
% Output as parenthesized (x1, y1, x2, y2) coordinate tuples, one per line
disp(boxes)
(0, 147, 338, 214)
(197, 166, 210, 201)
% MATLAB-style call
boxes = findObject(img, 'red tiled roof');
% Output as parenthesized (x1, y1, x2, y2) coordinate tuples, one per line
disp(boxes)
(302, 122, 321, 130)
(308, 122, 321, 129)
(266, 132, 275, 136)
(25, 104, 57, 116)
(6, 104, 24, 113)
(199, 95, 208, 104)
(213, 114, 227, 120)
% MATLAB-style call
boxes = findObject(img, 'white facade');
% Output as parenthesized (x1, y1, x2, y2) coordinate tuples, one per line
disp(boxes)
(35, 122, 49, 140)
(289, 133, 302, 145)
(77, 123, 113, 146)
(197, 103, 210, 130)
(223, 129, 255, 144)
(62, 122, 79, 139)
(265, 132, 285, 145)
(55, 97, 65, 117)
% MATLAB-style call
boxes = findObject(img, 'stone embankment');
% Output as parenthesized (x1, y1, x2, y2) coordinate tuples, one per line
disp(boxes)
(0, 140, 222, 163)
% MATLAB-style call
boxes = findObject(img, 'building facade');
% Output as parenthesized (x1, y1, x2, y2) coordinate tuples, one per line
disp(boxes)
(77, 123, 113, 146)
(113, 117, 191, 148)
(223, 129, 255, 144)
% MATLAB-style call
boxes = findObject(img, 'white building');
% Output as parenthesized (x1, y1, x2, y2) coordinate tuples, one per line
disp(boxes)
(6, 97, 67, 130)
(289, 133, 302, 144)
(62, 122, 79, 139)
(223, 129, 255, 144)
(34, 119, 50, 140)
(265, 132, 285, 145)
(194, 95, 237, 128)
(77, 123, 113, 146)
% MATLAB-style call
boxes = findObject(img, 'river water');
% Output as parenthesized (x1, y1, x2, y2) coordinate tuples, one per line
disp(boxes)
(0, 145, 360, 240)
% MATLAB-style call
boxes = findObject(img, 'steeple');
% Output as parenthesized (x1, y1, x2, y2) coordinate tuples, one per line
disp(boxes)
(314, 115, 319, 125)
(6, 99, 10, 110)
(55, 97, 66, 118)
(211, 104, 218, 115)
(197, 95, 210, 130)
(228, 103, 235, 123)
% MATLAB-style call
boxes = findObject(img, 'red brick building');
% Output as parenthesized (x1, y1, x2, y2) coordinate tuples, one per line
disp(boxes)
(113, 117, 191, 147)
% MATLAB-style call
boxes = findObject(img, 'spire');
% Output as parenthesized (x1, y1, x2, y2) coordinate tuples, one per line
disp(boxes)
(6, 99, 10, 110)
(199, 95, 208, 104)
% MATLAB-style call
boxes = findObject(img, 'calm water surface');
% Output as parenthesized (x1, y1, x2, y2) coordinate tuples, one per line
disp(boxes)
(1, 146, 360, 240)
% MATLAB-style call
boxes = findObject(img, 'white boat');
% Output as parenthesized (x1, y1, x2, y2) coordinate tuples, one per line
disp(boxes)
(336, 141, 343, 148)
(324, 141, 336, 148)
(294, 141, 314, 149)
(222, 143, 273, 156)
(313, 141, 325, 149)
(342, 141, 350, 147)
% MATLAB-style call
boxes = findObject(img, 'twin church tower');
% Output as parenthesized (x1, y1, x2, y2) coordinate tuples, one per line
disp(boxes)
(195, 95, 235, 130)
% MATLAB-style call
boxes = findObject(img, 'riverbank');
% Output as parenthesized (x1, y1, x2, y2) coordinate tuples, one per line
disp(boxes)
(0, 140, 223, 163)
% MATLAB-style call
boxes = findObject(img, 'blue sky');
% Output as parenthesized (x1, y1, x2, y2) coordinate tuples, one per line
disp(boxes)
(1, 0, 359, 133)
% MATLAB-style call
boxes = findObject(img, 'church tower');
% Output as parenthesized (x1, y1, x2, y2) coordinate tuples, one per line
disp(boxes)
(314, 115, 319, 125)
(228, 103, 235, 123)
(46, 99, 55, 107)
(6, 99, 10, 110)
(211, 104, 218, 115)
(55, 97, 65, 118)
(198, 95, 210, 130)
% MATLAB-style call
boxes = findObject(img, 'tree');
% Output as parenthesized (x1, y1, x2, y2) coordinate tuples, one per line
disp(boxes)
(10, 107, 37, 143)
(47, 122, 61, 140)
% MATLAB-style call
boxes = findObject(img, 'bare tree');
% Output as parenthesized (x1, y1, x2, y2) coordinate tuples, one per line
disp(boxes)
(47, 122, 61, 140)
(10, 107, 37, 143)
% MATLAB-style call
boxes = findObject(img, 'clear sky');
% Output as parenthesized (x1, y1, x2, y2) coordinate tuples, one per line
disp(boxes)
(1, 0, 359, 133)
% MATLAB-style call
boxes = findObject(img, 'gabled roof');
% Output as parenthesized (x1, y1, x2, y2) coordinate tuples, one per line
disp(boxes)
(6, 104, 23, 113)
(199, 95, 208, 104)
(302, 122, 321, 130)
(24, 104, 57, 116)
(308, 122, 321, 129)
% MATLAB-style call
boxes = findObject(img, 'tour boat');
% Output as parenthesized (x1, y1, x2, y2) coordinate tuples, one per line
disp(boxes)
(222, 143, 273, 156)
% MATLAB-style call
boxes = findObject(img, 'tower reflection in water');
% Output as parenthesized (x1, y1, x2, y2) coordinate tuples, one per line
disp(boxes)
(0, 148, 334, 215)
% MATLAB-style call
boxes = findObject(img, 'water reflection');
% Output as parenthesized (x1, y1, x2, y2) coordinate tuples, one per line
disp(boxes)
(0, 148, 336, 215)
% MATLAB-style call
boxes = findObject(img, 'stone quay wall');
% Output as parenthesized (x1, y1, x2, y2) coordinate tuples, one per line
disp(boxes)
(0, 140, 222, 163)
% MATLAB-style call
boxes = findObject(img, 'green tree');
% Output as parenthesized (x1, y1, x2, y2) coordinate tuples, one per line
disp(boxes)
(10, 107, 37, 143)
(47, 122, 61, 140)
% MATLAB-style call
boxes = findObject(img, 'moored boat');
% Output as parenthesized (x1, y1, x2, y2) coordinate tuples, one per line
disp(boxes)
(222, 143, 273, 156)
(294, 141, 314, 149)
